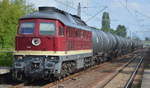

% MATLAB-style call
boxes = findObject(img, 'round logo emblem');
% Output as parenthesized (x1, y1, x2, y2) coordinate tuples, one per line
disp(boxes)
(32, 38, 41, 46)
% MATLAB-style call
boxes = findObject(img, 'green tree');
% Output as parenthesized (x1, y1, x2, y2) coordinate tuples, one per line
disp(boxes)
(115, 25, 127, 37)
(134, 36, 140, 40)
(0, 0, 34, 66)
(101, 12, 110, 32)
(101, 12, 116, 34)
(0, 0, 33, 48)
(109, 28, 116, 34)
(145, 37, 150, 41)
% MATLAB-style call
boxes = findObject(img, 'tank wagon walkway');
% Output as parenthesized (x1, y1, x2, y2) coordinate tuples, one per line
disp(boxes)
(141, 48, 150, 88)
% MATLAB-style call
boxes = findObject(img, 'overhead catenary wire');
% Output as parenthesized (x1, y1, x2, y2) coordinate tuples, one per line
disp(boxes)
(85, 6, 107, 22)
(125, 0, 128, 8)
(55, 0, 76, 11)
(55, 0, 106, 23)
(118, 0, 137, 21)
(117, 0, 144, 38)
(118, 1, 144, 28)
(120, 0, 150, 22)
(134, 10, 150, 20)
(119, 0, 150, 38)
(55, 0, 94, 18)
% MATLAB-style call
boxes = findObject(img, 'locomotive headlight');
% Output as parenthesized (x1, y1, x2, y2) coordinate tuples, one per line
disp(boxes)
(32, 38, 41, 46)
(16, 56, 23, 60)
(51, 57, 55, 60)
(50, 57, 59, 63)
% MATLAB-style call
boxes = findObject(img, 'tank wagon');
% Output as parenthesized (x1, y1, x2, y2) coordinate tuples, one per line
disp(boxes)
(12, 7, 143, 80)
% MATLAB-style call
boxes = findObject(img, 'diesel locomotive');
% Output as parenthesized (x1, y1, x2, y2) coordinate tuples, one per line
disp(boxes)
(12, 7, 143, 80)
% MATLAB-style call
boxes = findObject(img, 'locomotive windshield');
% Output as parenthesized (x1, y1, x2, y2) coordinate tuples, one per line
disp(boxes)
(39, 22, 55, 35)
(19, 22, 35, 34)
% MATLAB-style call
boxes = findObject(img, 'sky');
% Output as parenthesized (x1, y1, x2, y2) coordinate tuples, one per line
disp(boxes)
(27, 0, 150, 40)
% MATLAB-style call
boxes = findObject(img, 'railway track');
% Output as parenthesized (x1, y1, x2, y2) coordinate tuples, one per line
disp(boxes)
(42, 53, 138, 88)
(0, 62, 108, 88)
(98, 55, 144, 88)
(0, 52, 141, 88)
(124, 56, 143, 88)
(0, 62, 109, 88)
(42, 62, 109, 88)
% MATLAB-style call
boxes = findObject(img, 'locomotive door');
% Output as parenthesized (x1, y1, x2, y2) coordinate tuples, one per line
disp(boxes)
(58, 23, 67, 53)
(65, 26, 68, 53)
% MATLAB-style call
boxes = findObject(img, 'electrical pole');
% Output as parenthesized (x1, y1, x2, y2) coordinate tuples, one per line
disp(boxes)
(77, 3, 81, 18)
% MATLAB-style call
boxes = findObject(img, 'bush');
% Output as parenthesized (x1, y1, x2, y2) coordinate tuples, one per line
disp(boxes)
(0, 53, 13, 66)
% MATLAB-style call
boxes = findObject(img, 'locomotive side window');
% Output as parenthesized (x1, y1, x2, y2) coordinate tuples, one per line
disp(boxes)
(39, 22, 55, 35)
(19, 22, 35, 34)
(59, 27, 64, 36)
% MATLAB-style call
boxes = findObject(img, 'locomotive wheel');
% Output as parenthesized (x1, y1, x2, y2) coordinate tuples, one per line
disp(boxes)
(84, 57, 93, 67)
(60, 62, 76, 78)
(61, 63, 69, 78)
(13, 71, 23, 81)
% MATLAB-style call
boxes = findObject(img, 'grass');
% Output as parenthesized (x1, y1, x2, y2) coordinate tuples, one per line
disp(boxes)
(144, 41, 150, 45)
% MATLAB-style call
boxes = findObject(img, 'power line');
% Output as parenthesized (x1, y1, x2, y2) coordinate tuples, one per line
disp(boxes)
(118, 0, 146, 39)
(55, 0, 76, 10)
(55, 0, 106, 23)
(118, 0, 145, 29)
(85, 6, 107, 22)
(82, 6, 107, 9)
(125, 0, 128, 8)
(120, 0, 150, 33)
(121, 0, 150, 21)
(55, 0, 92, 16)
(119, 1, 136, 20)
(134, 10, 150, 20)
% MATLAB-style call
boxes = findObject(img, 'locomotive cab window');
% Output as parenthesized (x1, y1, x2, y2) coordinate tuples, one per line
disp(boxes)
(19, 22, 35, 34)
(39, 22, 55, 35)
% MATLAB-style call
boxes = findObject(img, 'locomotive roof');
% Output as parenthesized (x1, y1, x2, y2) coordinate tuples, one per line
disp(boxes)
(21, 7, 92, 31)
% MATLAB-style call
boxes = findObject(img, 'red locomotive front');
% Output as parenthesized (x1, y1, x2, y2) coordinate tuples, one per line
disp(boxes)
(16, 19, 65, 52)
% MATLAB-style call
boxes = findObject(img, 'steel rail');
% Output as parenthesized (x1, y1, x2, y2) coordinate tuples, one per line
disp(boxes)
(98, 55, 138, 88)
(124, 56, 144, 88)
